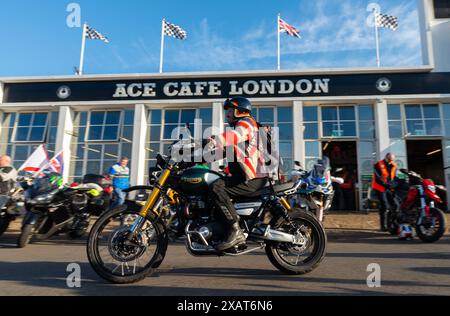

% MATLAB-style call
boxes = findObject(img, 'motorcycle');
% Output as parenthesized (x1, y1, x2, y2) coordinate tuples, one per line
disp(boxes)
(291, 157, 344, 222)
(18, 172, 112, 248)
(0, 185, 25, 237)
(87, 138, 327, 284)
(386, 168, 447, 243)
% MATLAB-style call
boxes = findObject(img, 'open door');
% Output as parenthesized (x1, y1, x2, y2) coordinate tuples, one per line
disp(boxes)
(323, 141, 358, 211)
(406, 139, 447, 210)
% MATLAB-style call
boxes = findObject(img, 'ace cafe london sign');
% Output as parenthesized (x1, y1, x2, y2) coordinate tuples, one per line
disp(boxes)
(112, 78, 331, 98)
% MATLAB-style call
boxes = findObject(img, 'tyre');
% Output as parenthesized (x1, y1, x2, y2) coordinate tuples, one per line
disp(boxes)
(266, 208, 327, 275)
(87, 204, 168, 284)
(0, 216, 11, 237)
(17, 224, 34, 248)
(387, 210, 399, 236)
(416, 208, 446, 243)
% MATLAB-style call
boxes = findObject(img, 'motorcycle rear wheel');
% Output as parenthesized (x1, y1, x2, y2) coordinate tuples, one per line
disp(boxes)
(416, 208, 446, 243)
(265, 209, 327, 275)
(87, 203, 168, 284)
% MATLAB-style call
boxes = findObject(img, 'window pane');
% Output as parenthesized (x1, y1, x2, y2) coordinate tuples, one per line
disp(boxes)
(389, 121, 403, 139)
(124, 110, 135, 125)
(18, 114, 32, 127)
(405, 105, 421, 119)
(278, 123, 292, 140)
(164, 124, 178, 139)
(49, 127, 57, 143)
(105, 111, 121, 125)
(88, 126, 103, 140)
(446, 120, 450, 137)
(304, 123, 318, 140)
(199, 108, 212, 124)
(122, 143, 132, 159)
(359, 142, 375, 158)
(278, 107, 292, 122)
(29, 127, 45, 141)
(305, 158, 320, 170)
(258, 108, 274, 123)
(303, 106, 318, 122)
(15, 128, 29, 141)
(388, 105, 401, 120)
(341, 122, 357, 137)
(322, 107, 337, 121)
(90, 112, 105, 125)
(406, 120, 426, 136)
(359, 121, 375, 139)
(122, 126, 133, 141)
(339, 107, 355, 121)
(150, 126, 161, 141)
(104, 144, 119, 158)
(443, 104, 450, 120)
(279, 142, 293, 158)
(79, 112, 88, 126)
(358, 105, 374, 121)
(77, 127, 86, 142)
(151, 110, 162, 125)
(14, 146, 29, 161)
(148, 143, 160, 159)
(181, 110, 196, 124)
(50, 112, 59, 126)
(422, 105, 440, 119)
(322, 122, 336, 137)
(33, 113, 48, 126)
(103, 126, 119, 140)
(86, 161, 101, 175)
(305, 141, 320, 157)
(165, 110, 179, 124)
(425, 120, 442, 135)
(87, 145, 102, 159)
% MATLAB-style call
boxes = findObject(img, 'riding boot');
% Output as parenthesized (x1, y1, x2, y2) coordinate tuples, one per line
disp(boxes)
(215, 222, 246, 251)
(380, 211, 388, 232)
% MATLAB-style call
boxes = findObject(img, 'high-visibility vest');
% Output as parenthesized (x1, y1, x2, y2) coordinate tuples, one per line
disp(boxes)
(372, 160, 397, 193)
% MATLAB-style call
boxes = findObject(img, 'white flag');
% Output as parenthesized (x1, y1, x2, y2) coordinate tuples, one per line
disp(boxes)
(18, 145, 49, 173)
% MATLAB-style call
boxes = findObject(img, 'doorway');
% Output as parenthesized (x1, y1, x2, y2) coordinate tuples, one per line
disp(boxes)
(322, 141, 358, 211)
(406, 139, 447, 210)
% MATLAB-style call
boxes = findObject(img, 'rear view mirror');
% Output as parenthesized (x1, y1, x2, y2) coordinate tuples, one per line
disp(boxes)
(295, 161, 302, 167)
(335, 168, 343, 173)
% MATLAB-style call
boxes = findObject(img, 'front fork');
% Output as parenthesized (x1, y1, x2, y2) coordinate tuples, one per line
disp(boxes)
(128, 167, 172, 236)
(417, 185, 432, 226)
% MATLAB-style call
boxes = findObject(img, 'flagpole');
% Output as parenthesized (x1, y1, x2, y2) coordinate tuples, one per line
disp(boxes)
(277, 13, 281, 71)
(159, 18, 166, 73)
(79, 22, 87, 76)
(373, 8, 381, 68)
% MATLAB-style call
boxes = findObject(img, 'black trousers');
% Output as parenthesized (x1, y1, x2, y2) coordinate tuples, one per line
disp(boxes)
(376, 190, 390, 229)
(209, 178, 268, 225)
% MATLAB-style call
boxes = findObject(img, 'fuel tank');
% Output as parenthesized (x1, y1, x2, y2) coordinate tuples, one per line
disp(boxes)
(179, 166, 223, 195)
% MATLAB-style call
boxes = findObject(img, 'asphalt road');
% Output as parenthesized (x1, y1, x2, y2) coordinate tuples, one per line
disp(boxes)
(0, 230, 449, 296)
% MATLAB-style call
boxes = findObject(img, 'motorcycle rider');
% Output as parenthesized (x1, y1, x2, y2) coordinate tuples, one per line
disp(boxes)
(372, 153, 397, 231)
(209, 97, 268, 251)
(0, 155, 17, 196)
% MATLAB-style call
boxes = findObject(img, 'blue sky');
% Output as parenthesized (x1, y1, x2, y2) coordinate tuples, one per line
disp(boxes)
(0, 0, 423, 76)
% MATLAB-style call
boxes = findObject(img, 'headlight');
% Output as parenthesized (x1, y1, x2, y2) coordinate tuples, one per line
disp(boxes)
(30, 193, 54, 205)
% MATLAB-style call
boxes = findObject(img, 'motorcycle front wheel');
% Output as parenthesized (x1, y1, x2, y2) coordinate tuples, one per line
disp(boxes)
(416, 208, 446, 243)
(17, 223, 34, 248)
(87, 203, 168, 284)
(0, 215, 11, 237)
(265, 209, 327, 275)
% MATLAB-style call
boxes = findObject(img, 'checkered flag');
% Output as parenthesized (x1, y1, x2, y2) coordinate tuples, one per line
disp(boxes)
(375, 12, 399, 31)
(164, 20, 188, 40)
(85, 24, 109, 43)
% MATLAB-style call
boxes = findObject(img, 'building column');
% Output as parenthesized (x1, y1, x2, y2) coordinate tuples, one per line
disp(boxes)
(0, 82, 4, 104)
(293, 101, 305, 167)
(211, 102, 224, 171)
(55, 106, 74, 182)
(374, 99, 390, 160)
(130, 104, 148, 187)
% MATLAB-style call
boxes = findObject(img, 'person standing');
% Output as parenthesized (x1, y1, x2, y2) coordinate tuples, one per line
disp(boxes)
(372, 153, 397, 231)
(109, 157, 130, 209)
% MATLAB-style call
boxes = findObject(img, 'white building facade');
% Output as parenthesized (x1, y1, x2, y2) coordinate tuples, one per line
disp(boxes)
(0, 0, 449, 211)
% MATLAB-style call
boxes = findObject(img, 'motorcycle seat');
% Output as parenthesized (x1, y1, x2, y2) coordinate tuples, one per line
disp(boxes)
(235, 182, 297, 198)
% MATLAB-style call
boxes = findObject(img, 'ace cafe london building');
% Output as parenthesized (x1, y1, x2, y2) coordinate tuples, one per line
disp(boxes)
(0, 0, 449, 211)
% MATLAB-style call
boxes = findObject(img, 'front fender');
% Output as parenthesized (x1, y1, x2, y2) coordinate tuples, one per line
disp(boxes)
(22, 211, 40, 227)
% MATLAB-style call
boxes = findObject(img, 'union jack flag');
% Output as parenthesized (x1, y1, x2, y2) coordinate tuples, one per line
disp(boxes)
(48, 151, 64, 175)
(278, 17, 301, 38)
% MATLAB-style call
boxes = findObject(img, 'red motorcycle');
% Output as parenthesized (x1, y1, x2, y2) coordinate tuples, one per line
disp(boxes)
(387, 169, 447, 243)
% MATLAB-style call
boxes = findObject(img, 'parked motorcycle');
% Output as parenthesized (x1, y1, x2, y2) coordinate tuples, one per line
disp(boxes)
(291, 157, 344, 222)
(18, 172, 112, 248)
(87, 137, 327, 284)
(0, 185, 25, 237)
(386, 168, 447, 243)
